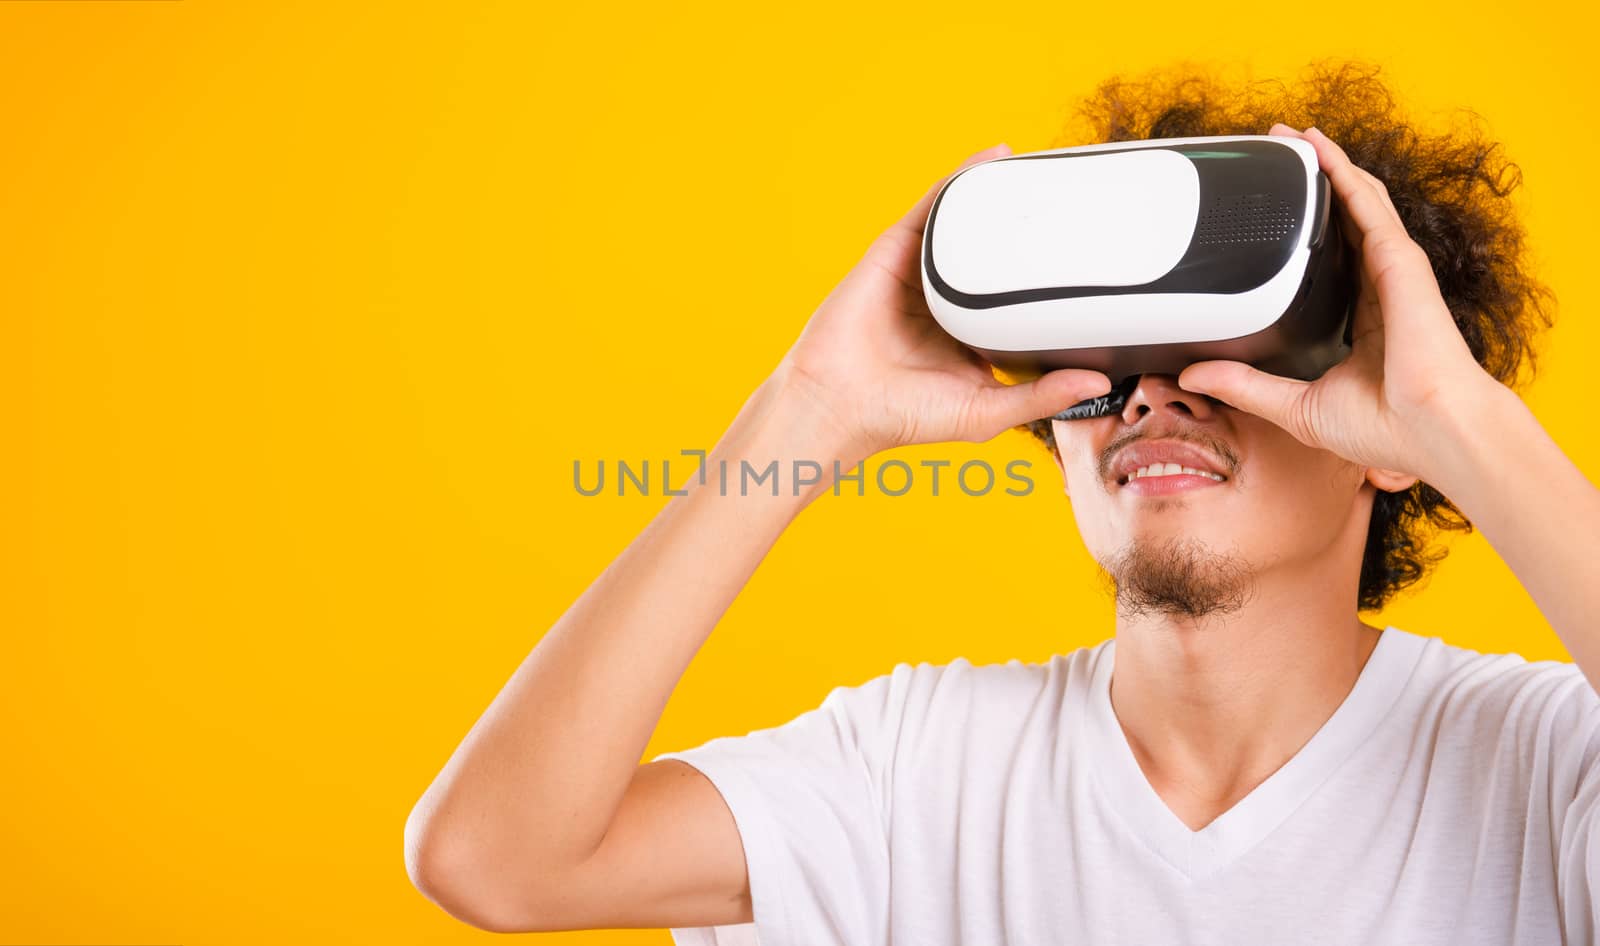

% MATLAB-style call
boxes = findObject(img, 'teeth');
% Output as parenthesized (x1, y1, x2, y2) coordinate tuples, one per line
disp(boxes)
(1125, 463, 1225, 483)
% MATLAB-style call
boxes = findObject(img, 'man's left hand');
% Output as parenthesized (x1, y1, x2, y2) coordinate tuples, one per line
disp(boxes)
(1177, 124, 1503, 485)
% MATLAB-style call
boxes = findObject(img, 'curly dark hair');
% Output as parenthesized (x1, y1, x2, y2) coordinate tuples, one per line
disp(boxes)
(1019, 58, 1557, 613)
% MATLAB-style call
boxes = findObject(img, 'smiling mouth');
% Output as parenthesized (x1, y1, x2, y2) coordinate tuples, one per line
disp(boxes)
(1116, 463, 1228, 486)
(1111, 461, 1232, 498)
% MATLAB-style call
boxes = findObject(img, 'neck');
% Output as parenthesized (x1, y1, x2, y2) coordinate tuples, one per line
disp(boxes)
(1107, 568, 1383, 831)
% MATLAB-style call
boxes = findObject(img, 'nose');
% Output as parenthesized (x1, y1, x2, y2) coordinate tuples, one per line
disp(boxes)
(1119, 373, 1219, 425)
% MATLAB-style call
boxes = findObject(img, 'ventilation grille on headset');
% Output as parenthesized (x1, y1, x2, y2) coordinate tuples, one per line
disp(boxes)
(1195, 192, 1296, 245)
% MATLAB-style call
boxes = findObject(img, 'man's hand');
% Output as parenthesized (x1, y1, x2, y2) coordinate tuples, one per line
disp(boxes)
(769, 144, 1115, 468)
(1176, 124, 1504, 486)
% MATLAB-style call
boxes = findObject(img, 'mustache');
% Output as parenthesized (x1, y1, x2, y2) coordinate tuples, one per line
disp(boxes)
(1098, 428, 1240, 481)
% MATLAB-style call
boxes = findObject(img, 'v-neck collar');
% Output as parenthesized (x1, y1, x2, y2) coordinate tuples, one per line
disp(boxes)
(1084, 624, 1429, 881)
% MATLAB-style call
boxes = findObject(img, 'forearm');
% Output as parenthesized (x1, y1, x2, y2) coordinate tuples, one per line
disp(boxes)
(406, 371, 852, 882)
(1429, 380, 1600, 690)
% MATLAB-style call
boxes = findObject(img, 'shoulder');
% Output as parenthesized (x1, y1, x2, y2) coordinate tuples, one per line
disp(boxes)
(818, 640, 1113, 756)
(1410, 630, 1596, 716)
(825, 639, 1111, 714)
(1400, 628, 1600, 760)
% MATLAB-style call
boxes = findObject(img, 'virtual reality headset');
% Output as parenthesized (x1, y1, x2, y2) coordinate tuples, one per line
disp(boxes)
(920, 135, 1356, 391)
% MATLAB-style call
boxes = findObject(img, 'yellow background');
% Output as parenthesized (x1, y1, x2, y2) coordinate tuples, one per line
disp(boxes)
(2, 2, 1593, 943)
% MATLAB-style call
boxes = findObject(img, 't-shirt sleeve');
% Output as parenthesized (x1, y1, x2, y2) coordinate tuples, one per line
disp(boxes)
(649, 666, 914, 946)
(1540, 669, 1600, 942)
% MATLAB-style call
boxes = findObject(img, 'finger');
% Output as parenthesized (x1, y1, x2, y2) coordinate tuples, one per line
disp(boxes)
(1177, 360, 1317, 446)
(960, 367, 1111, 441)
(1301, 127, 1456, 352)
(1326, 143, 1402, 225)
(1303, 126, 1414, 265)
(895, 143, 1013, 233)
(875, 143, 1012, 262)
(1327, 193, 1384, 348)
(1319, 145, 1427, 351)
(1350, 164, 1400, 222)
(1269, 123, 1377, 279)
(1268, 124, 1396, 256)
(1341, 198, 1385, 346)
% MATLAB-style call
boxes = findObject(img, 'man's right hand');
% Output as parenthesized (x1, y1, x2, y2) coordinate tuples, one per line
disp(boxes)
(768, 143, 1115, 469)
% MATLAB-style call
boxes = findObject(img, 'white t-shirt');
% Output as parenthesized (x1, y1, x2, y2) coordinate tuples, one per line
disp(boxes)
(651, 625, 1600, 945)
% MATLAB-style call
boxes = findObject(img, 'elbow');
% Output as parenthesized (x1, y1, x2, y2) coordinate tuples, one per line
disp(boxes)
(404, 807, 536, 934)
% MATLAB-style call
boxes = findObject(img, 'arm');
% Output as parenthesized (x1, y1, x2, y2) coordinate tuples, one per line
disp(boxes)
(1431, 384, 1600, 943)
(403, 373, 842, 931)
(1426, 380, 1600, 693)
(403, 142, 1113, 933)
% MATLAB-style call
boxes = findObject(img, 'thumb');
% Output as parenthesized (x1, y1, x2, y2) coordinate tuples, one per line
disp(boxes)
(1179, 360, 1312, 440)
(962, 369, 1112, 440)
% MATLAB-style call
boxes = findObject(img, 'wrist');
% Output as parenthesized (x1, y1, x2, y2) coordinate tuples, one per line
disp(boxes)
(748, 362, 873, 467)
(1418, 375, 1528, 502)
(706, 368, 868, 506)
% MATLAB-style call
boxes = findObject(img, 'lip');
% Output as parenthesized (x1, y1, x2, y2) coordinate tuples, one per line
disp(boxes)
(1108, 438, 1233, 494)
(1118, 471, 1225, 496)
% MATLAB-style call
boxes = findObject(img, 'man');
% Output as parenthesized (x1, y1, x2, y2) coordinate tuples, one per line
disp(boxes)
(403, 98, 1600, 943)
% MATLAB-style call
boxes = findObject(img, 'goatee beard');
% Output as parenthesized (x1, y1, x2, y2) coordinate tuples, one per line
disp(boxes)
(1097, 536, 1255, 619)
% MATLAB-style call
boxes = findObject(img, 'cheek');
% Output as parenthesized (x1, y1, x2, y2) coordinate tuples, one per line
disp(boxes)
(1062, 442, 1110, 504)
(1053, 422, 1106, 485)
(1244, 452, 1365, 539)
(1058, 446, 1121, 545)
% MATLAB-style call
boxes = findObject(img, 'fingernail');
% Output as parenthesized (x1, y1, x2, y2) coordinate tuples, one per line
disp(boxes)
(1305, 126, 1321, 138)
